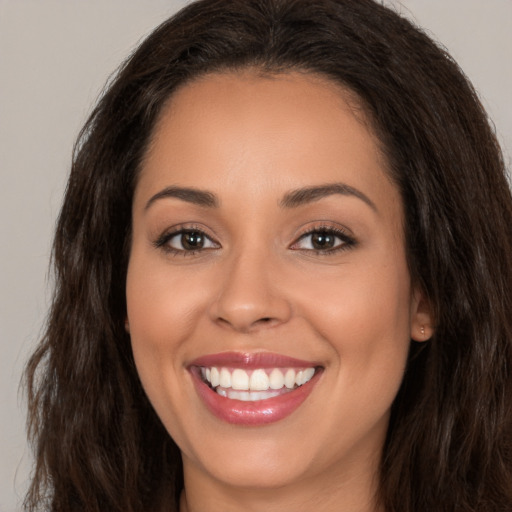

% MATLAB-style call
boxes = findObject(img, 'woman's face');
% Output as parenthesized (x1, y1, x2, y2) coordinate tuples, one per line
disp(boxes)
(126, 71, 430, 494)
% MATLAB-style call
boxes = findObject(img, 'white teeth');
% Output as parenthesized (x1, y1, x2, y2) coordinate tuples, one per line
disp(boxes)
(201, 365, 317, 395)
(232, 390, 249, 401)
(295, 368, 315, 386)
(296, 368, 314, 386)
(250, 369, 270, 390)
(231, 369, 249, 390)
(216, 388, 285, 401)
(296, 370, 305, 386)
(269, 368, 285, 389)
(284, 368, 296, 389)
(210, 367, 220, 387)
(219, 368, 231, 388)
(303, 367, 315, 382)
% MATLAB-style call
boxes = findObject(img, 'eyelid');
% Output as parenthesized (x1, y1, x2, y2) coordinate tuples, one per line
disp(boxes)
(290, 223, 356, 253)
(152, 221, 355, 256)
(153, 223, 221, 255)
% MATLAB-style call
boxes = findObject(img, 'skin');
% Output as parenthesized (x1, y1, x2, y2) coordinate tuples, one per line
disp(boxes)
(126, 71, 433, 512)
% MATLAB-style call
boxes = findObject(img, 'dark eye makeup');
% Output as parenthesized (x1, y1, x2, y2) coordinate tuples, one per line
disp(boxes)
(290, 225, 356, 254)
(153, 223, 356, 257)
(153, 225, 220, 256)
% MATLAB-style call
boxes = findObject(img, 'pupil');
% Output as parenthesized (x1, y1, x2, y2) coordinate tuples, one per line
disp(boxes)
(182, 231, 203, 250)
(312, 231, 334, 250)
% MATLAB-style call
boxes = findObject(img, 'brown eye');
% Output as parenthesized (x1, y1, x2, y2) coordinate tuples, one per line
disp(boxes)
(181, 231, 205, 250)
(292, 228, 355, 253)
(161, 229, 218, 253)
(310, 231, 336, 250)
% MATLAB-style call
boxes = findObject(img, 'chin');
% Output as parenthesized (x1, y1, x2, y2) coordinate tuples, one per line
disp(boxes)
(187, 439, 317, 489)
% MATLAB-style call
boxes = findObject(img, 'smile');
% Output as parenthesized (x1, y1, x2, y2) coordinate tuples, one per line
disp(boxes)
(189, 352, 323, 425)
(200, 366, 316, 401)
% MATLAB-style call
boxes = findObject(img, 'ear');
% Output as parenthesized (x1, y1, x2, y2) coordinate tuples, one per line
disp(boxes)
(124, 318, 130, 333)
(410, 287, 434, 342)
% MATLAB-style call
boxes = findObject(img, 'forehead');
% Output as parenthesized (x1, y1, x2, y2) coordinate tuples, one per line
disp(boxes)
(148, 70, 377, 160)
(136, 70, 398, 218)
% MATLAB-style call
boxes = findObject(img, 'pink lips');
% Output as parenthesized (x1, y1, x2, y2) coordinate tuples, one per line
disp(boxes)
(189, 352, 322, 426)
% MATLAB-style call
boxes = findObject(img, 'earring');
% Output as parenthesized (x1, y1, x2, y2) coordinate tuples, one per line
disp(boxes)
(420, 325, 425, 337)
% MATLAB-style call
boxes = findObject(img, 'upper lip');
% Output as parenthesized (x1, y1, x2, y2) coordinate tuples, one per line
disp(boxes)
(189, 352, 321, 369)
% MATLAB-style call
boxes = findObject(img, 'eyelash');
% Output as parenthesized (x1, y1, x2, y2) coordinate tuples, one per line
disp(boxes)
(153, 224, 356, 256)
(153, 225, 219, 256)
(291, 225, 356, 255)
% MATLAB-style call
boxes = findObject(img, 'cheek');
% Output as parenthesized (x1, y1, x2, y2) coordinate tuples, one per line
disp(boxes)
(126, 255, 210, 350)
(125, 256, 202, 449)
(293, 256, 412, 345)
(125, 252, 191, 394)
(303, 261, 411, 417)
(290, 253, 412, 401)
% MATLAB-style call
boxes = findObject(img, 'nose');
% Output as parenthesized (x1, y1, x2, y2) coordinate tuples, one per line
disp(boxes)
(209, 250, 292, 333)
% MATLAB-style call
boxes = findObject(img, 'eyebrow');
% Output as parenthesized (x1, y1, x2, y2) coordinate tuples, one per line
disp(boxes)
(280, 183, 377, 211)
(144, 182, 376, 212)
(145, 186, 218, 210)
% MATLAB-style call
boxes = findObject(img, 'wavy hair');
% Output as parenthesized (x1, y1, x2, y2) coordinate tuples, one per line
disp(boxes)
(25, 0, 512, 510)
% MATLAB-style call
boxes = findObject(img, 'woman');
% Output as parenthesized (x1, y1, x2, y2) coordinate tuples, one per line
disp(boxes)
(24, 0, 512, 511)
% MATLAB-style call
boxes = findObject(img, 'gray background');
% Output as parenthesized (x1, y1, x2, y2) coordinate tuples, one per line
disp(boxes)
(1, 1, 511, 510)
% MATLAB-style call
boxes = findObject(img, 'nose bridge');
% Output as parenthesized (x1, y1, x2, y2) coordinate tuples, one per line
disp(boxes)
(210, 240, 291, 332)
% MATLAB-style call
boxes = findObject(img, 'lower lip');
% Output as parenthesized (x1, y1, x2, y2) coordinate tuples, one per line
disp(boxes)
(190, 367, 321, 426)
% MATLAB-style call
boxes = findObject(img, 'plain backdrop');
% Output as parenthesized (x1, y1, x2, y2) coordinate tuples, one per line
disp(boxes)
(1, 1, 511, 510)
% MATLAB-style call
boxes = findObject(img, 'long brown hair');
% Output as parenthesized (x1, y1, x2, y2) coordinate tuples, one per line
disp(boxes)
(25, 1, 512, 510)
